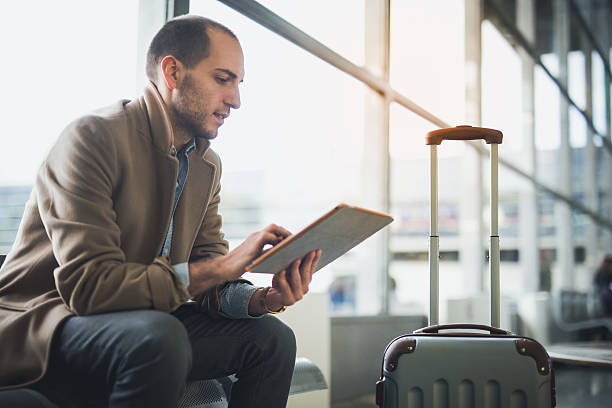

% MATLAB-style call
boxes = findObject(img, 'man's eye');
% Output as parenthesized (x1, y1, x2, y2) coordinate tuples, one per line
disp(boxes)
(216, 77, 230, 84)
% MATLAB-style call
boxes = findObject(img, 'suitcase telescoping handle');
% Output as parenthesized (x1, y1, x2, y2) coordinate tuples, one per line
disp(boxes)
(426, 125, 503, 328)
(414, 323, 511, 335)
(426, 125, 503, 145)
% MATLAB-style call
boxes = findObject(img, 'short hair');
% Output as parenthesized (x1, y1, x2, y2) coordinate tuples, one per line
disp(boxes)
(146, 15, 237, 81)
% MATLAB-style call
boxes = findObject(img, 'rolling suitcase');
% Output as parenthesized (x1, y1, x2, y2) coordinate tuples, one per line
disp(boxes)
(376, 126, 555, 408)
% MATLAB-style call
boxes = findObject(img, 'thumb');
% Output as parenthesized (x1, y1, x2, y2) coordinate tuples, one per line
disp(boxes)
(272, 271, 280, 287)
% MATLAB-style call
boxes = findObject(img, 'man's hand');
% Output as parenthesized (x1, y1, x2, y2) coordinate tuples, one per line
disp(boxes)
(187, 224, 291, 296)
(248, 249, 322, 315)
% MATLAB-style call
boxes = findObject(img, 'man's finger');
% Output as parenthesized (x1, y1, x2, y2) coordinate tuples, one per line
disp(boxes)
(288, 259, 303, 301)
(272, 271, 279, 287)
(299, 251, 316, 289)
(312, 249, 322, 271)
(255, 230, 291, 256)
(309, 249, 322, 285)
(251, 231, 283, 254)
(262, 230, 285, 244)
(276, 269, 296, 306)
(265, 224, 292, 239)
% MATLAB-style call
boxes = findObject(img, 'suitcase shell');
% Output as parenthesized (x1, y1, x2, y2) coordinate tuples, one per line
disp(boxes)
(376, 126, 555, 407)
(376, 325, 555, 407)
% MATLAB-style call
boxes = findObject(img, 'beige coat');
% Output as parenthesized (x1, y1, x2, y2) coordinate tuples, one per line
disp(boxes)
(0, 83, 230, 389)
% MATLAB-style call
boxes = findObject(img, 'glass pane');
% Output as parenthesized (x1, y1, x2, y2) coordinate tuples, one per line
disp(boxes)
(567, 10, 596, 151)
(0, 187, 31, 254)
(390, 0, 466, 125)
(491, 165, 535, 298)
(537, 192, 555, 292)
(536, 190, 593, 317)
(536, 194, 589, 293)
(572, 203, 590, 290)
(597, 147, 611, 243)
(568, 49, 586, 112)
(534, 64, 561, 186)
(567, 19, 597, 267)
(572, 206, 586, 241)
(482, 20, 528, 167)
(569, 105, 587, 148)
(591, 51, 607, 136)
(389, 104, 430, 316)
(389, 104, 465, 320)
(0, 0, 139, 253)
(190, 1, 377, 315)
(249, 0, 365, 66)
(570, 106, 598, 251)
(597, 147, 609, 215)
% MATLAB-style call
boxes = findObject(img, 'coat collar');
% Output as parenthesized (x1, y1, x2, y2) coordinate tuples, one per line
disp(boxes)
(140, 81, 211, 156)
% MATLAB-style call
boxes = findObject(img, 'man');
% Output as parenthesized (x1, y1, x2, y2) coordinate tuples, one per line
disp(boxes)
(0, 15, 320, 407)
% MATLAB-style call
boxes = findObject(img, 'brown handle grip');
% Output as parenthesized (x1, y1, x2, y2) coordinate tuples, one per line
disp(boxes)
(413, 323, 512, 335)
(426, 125, 503, 145)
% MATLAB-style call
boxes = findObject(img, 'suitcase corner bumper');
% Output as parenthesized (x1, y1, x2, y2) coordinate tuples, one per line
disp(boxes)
(375, 378, 384, 407)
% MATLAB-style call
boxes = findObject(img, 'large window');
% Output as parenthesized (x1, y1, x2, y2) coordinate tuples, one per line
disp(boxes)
(2, 0, 611, 327)
(190, 0, 612, 322)
(0, 0, 140, 253)
(190, 0, 380, 314)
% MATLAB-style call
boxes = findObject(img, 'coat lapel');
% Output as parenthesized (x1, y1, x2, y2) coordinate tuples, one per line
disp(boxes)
(171, 152, 216, 263)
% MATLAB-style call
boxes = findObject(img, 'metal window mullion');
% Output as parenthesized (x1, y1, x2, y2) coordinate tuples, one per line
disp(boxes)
(363, 0, 391, 316)
(584, 36, 599, 268)
(382, 0, 391, 317)
(463, 0, 486, 297)
(517, 0, 540, 292)
(554, 0, 573, 290)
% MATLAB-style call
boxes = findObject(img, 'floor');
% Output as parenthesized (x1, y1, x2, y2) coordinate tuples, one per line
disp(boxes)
(553, 363, 612, 407)
(331, 363, 612, 408)
(332, 393, 377, 408)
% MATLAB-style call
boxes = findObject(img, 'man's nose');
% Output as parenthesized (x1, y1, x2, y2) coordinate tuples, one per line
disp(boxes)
(226, 86, 241, 110)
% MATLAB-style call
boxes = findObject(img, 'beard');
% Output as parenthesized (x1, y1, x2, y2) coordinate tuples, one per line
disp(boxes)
(171, 73, 218, 140)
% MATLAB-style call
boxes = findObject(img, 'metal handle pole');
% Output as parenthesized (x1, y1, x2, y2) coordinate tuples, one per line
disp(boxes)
(429, 146, 439, 325)
(490, 143, 501, 327)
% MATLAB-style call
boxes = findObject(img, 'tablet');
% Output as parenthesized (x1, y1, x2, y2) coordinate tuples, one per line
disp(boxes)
(245, 203, 393, 274)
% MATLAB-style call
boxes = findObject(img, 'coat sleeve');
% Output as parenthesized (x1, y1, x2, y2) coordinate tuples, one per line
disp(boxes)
(36, 116, 189, 316)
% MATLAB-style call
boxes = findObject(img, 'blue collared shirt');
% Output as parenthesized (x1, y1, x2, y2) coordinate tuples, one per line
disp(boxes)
(160, 139, 259, 318)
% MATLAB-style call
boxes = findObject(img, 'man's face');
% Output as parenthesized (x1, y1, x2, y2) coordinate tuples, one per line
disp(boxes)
(171, 29, 244, 140)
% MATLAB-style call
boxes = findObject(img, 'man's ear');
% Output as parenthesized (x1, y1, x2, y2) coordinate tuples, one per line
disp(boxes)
(160, 56, 183, 90)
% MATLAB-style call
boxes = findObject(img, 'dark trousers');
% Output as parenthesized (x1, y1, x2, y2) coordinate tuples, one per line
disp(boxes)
(33, 305, 296, 408)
